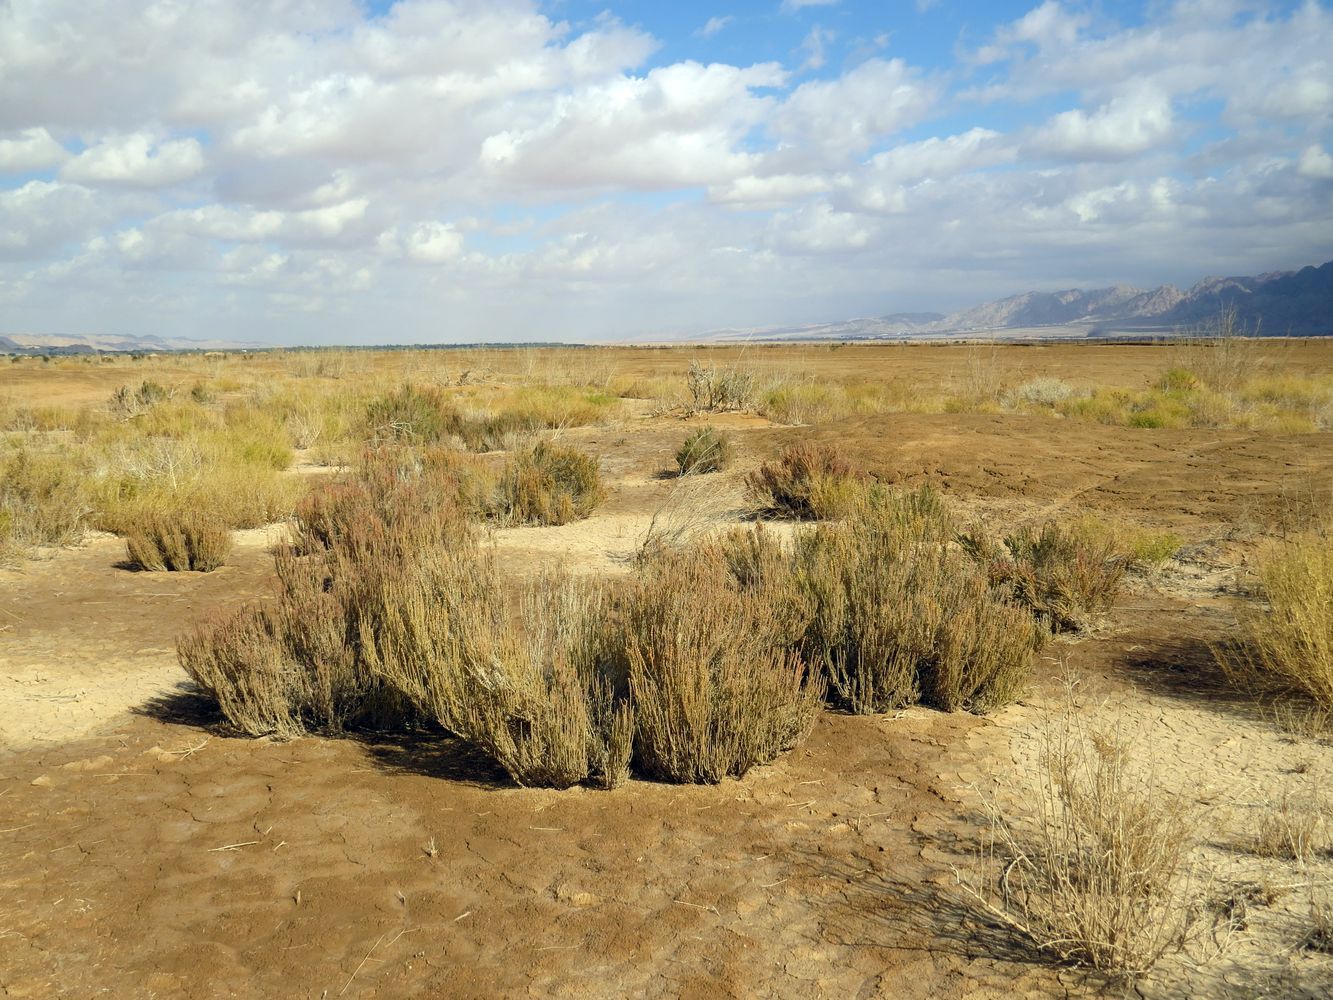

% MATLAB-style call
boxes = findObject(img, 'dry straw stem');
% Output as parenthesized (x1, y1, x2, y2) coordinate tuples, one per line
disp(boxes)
(1306, 886, 1333, 954)
(1247, 783, 1330, 863)
(1215, 531, 1333, 711)
(635, 473, 745, 565)
(1168, 305, 1262, 394)
(798, 486, 1041, 715)
(123, 505, 232, 572)
(685, 359, 755, 412)
(957, 689, 1214, 981)
(624, 534, 823, 783)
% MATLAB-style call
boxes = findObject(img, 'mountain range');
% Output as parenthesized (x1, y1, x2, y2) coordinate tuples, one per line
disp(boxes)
(712, 259, 1333, 342)
(3, 260, 1331, 352)
(0, 332, 260, 355)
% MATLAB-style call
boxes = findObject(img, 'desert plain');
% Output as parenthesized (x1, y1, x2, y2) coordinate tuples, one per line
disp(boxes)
(2, 339, 1332, 998)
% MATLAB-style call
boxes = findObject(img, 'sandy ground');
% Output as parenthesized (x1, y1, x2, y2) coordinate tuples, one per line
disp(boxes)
(953, 607, 1333, 999)
(0, 527, 287, 751)
(4, 346, 1333, 997)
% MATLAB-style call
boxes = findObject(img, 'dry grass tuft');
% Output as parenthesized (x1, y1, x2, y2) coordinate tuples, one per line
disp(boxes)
(1246, 786, 1329, 863)
(1169, 306, 1261, 394)
(0, 449, 92, 562)
(1216, 532, 1333, 711)
(1304, 890, 1333, 954)
(124, 505, 232, 572)
(959, 700, 1210, 980)
(108, 380, 169, 420)
(364, 384, 456, 444)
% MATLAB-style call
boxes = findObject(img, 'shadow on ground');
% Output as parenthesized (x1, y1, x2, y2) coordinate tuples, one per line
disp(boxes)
(132, 684, 514, 789)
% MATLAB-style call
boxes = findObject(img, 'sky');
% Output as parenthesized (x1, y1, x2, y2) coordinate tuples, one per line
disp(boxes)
(1, 1, 1331, 345)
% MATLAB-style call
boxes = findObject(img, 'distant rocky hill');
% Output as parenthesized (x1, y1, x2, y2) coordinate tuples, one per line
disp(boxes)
(6, 260, 1331, 351)
(717, 259, 1333, 341)
(942, 260, 1333, 334)
(0, 332, 258, 355)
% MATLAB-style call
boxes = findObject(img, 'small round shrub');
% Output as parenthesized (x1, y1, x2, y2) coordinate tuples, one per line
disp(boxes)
(675, 426, 731, 475)
(363, 384, 458, 444)
(1014, 377, 1076, 407)
(1158, 367, 1201, 392)
(124, 506, 232, 572)
(497, 441, 604, 526)
(746, 441, 866, 519)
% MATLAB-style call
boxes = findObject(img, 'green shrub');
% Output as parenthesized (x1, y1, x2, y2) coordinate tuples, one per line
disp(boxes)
(1064, 515, 1181, 573)
(495, 441, 603, 525)
(675, 426, 731, 475)
(124, 506, 232, 571)
(109, 380, 169, 419)
(1157, 368, 1200, 392)
(746, 441, 867, 519)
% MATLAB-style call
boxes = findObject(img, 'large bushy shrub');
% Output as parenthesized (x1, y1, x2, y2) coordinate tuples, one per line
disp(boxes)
(623, 536, 822, 783)
(797, 487, 1042, 714)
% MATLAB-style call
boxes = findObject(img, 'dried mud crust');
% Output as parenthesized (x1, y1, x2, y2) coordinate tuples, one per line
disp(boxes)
(775, 412, 1333, 537)
(0, 528, 286, 751)
(954, 605, 1333, 1000)
(4, 394, 1333, 995)
(0, 710, 1068, 999)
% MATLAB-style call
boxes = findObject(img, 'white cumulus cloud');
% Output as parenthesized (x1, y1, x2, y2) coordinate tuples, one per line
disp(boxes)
(61, 134, 205, 187)
(0, 128, 68, 173)
(1298, 144, 1333, 180)
(1028, 84, 1174, 160)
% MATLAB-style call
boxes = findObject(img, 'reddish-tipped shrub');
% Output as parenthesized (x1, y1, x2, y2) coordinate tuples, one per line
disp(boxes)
(746, 441, 867, 519)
